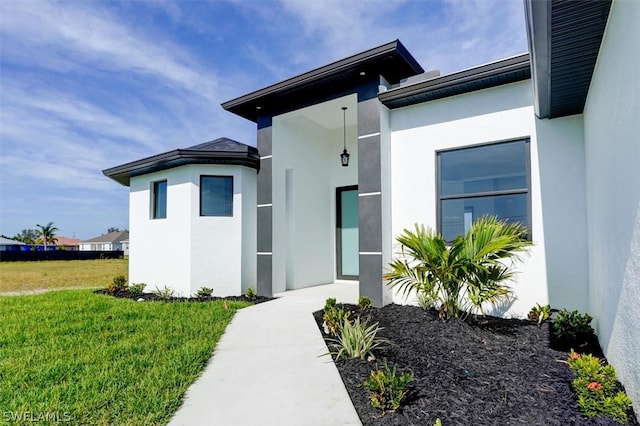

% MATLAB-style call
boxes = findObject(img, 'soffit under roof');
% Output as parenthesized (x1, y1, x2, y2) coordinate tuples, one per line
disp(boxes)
(102, 137, 260, 187)
(222, 40, 424, 123)
(525, 0, 612, 118)
(379, 54, 531, 109)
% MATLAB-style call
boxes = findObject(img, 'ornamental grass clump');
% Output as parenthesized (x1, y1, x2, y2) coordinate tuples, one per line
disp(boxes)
(363, 359, 413, 413)
(327, 316, 388, 360)
(567, 351, 633, 423)
(385, 216, 531, 319)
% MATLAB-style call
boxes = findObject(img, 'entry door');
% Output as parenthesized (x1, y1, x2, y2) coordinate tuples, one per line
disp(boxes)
(336, 186, 359, 279)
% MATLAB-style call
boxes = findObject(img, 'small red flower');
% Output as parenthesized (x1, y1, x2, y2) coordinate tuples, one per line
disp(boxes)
(569, 352, 581, 361)
(587, 382, 603, 391)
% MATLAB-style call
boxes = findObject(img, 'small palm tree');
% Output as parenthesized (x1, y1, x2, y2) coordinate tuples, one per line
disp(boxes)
(385, 216, 531, 319)
(14, 229, 38, 244)
(36, 222, 59, 249)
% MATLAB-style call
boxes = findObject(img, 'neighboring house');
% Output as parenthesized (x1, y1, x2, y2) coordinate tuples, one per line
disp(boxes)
(79, 231, 129, 252)
(54, 236, 81, 251)
(104, 0, 639, 410)
(0, 236, 26, 251)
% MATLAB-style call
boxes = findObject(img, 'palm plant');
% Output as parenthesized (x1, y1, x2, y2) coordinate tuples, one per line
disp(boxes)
(384, 216, 531, 319)
(35, 222, 59, 249)
(13, 229, 38, 244)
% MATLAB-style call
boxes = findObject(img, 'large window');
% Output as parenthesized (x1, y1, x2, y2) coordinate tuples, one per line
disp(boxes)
(437, 139, 530, 241)
(152, 180, 167, 219)
(200, 176, 233, 217)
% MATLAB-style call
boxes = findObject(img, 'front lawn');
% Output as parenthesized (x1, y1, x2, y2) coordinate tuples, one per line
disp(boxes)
(0, 259, 128, 293)
(0, 290, 250, 425)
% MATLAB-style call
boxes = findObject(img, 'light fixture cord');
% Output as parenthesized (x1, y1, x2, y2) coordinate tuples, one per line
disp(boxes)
(342, 106, 347, 151)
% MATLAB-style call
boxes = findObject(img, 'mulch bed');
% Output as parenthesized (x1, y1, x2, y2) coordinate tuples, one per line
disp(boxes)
(95, 288, 273, 304)
(314, 304, 638, 426)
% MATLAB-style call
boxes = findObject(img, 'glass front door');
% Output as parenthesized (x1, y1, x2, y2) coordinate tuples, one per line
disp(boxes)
(336, 186, 359, 279)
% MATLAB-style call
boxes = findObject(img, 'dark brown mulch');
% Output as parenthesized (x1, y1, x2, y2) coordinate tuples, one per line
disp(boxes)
(314, 304, 638, 426)
(94, 288, 273, 304)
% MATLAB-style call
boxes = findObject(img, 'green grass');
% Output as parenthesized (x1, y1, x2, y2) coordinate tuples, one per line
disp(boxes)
(0, 259, 128, 293)
(0, 290, 250, 425)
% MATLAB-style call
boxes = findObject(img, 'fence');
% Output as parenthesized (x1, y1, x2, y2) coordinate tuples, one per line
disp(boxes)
(0, 251, 124, 262)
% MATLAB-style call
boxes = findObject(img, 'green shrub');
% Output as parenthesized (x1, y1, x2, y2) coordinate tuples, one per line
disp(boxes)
(327, 316, 388, 360)
(325, 297, 337, 310)
(528, 303, 552, 326)
(553, 309, 594, 340)
(323, 298, 351, 336)
(433, 419, 443, 426)
(129, 283, 146, 296)
(362, 359, 413, 412)
(385, 216, 531, 319)
(106, 275, 128, 293)
(567, 351, 633, 423)
(358, 296, 372, 310)
(153, 286, 175, 300)
(195, 287, 213, 298)
(245, 287, 256, 300)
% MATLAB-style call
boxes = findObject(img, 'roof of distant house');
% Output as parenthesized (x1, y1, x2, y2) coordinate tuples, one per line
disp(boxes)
(54, 236, 81, 246)
(81, 230, 129, 244)
(103, 137, 260, 186)
(0, 236, 26, 245)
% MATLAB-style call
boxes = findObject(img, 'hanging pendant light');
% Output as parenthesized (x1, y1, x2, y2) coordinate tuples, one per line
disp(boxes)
(340, 106, 350, 167)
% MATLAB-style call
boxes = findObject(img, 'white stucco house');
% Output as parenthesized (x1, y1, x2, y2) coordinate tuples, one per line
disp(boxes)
(104, 0, 639, 411)
(104, 139, 259, 297)
(79, 230, 130, 253)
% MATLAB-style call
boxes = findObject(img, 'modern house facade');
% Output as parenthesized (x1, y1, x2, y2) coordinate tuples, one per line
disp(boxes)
(104, 139, 259, 297)
(104, 0, 638, 410)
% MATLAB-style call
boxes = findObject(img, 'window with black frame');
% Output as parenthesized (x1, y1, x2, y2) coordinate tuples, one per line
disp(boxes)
(200, 176, 233, 217)
(437, 139, 530, 242)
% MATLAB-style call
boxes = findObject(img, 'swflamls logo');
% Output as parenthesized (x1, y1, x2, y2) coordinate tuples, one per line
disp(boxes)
(3, 411, 72, 422)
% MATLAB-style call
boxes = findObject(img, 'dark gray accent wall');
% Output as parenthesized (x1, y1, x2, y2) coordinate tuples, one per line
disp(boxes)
(357, 135, 381, 194)
(357, 97, 384, 307)
(358, 195, 382, 252)
(256, 126, 273, 297)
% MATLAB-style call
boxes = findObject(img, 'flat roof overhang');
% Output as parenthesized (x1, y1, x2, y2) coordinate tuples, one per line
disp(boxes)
(525, 0, 612, 119)
(103, 138, 260, 186)
(221, 40, 424, 123)
(379, 53, 531, 109)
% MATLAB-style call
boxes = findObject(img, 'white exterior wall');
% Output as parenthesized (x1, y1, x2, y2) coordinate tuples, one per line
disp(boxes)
(583, 0, 640, 411)
(389, 80, 589, 317)
(129, 164, 257, 297)
(271, 95, 358, 293)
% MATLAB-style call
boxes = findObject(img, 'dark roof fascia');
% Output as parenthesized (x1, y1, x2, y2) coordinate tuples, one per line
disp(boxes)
(379, 53, 531, 109)
(103, 147, 260, 187)
(524, 0, 551, 118)
(525, 0, 612, 119)
(221, 40, 424, 122)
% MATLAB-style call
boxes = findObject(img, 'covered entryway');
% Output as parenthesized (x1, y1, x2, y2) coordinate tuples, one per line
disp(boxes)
(271, 95, 359, 293)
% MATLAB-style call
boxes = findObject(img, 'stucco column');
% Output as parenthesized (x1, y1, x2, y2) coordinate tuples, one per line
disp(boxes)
(357, 97, 385, 307)
(256, 125, 273, 297)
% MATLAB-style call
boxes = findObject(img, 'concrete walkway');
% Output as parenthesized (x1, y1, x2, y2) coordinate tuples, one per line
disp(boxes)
(169, 282, 362, 426)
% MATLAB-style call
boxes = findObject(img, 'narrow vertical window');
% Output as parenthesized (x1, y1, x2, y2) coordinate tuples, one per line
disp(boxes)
(200, 176, 233, 217)
(152, 180, 167, 219)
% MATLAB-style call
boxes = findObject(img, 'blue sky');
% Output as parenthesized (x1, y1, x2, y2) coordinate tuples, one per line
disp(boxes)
(0, 0, 527, 240)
